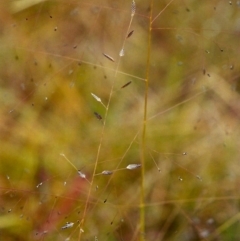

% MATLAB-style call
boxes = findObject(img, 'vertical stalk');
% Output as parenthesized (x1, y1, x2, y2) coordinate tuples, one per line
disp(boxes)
(140, 1, 153, 240)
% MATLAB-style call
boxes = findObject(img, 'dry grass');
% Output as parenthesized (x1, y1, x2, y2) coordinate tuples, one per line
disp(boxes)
(0, 1, 240, 240)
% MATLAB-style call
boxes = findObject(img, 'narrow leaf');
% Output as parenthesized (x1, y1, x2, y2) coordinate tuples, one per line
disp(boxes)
(103, 53, 115, 62)
(127, 30, 134, 38)
(121, 81, 132, 89)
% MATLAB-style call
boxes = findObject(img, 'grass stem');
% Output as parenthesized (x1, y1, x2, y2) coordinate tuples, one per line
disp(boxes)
(140, 1, 154, 240)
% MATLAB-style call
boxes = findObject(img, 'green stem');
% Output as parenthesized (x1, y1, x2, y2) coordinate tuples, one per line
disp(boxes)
(140, 1, 153, 240)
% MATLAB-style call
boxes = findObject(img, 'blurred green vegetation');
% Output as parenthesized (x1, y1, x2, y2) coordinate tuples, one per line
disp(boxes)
(0, 0, 240, 240)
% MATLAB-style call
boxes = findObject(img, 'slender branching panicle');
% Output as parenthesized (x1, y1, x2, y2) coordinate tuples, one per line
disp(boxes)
(1, 1, 240, 241)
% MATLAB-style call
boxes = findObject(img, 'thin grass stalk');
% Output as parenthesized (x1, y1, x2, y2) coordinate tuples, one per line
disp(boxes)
(140, 1, 154, 240)
(78, 3, 136, 240)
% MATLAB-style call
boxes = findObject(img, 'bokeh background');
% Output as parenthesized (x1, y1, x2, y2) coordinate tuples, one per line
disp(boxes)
(0, 0, 240, 240)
